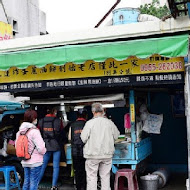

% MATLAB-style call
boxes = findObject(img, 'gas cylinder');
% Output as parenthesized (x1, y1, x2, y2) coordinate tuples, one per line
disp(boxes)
(152, 168, 169, 188)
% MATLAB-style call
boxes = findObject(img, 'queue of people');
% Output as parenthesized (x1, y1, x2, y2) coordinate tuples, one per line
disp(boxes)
(15, 102, 120, 190)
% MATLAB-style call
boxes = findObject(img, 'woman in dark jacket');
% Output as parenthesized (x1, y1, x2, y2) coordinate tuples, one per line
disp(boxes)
(38, 107, 66, 190)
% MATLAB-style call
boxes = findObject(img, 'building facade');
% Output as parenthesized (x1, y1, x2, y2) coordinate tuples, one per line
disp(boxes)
(0, 0, 46, 38)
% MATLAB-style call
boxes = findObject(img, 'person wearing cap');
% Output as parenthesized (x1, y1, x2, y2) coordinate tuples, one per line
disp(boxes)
(81, 103, 120, 190)
(69, 108, 88, 190)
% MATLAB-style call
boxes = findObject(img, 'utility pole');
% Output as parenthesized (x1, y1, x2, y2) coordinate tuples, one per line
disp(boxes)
(94, 0, 121, 28)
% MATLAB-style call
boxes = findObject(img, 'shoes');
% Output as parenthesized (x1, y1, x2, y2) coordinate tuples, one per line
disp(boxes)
(51, 187, 58, 190)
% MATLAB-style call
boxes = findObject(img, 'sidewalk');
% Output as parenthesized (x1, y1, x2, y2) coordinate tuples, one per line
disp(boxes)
(39, 184, 74, 190)
(39, 173, 187, 190)
(161, 173, 187, 190)
(39, 177, 75, 190)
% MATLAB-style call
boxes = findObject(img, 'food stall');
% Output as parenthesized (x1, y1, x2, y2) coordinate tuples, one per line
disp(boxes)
(0, 33, 188, 178)
(65, 89, 152, 171)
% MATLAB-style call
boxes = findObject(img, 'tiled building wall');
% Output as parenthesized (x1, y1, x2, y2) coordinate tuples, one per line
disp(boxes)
(0, 0, 46, 38)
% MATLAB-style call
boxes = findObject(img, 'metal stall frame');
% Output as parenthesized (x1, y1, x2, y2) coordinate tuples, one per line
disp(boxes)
(185, 60, 190, 190)
(111, 89, 152, 172)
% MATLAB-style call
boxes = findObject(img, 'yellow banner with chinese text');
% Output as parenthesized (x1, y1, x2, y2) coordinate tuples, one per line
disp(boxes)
(0, 55, 184, 83)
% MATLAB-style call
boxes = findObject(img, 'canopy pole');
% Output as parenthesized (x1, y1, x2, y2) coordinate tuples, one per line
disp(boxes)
(129, 90, 136, 161)
(184, 64, 190, 190)
(129, 90, 136, 144)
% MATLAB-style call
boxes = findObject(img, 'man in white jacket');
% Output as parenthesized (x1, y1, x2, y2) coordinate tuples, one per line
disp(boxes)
(81, 103, 120, 190)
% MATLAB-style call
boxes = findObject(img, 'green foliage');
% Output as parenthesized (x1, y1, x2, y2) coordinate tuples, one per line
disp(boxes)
(175, 0, 186, 16)
(139, 0, 170, 19)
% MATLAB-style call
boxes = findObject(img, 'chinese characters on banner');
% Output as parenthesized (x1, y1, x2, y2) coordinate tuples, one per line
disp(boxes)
(0, 55, 184, 83)
(0, 72, 184, 91)
(0, 55, 185, 91)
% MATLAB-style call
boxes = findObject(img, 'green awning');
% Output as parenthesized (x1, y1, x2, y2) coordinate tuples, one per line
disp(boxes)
(0, 34, 188, 70)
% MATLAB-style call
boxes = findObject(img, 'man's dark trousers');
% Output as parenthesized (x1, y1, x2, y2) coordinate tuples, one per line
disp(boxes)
(73, 156, 86, 190)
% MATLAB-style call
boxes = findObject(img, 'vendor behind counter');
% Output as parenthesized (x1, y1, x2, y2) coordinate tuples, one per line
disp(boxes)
(66, 106, 128, 135)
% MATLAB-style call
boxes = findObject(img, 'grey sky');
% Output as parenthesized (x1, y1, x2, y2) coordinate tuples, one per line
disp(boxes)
(39, 0, 141, 33)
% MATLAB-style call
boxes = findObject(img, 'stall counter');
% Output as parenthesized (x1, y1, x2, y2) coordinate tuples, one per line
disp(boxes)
(66, 137, 152, 170)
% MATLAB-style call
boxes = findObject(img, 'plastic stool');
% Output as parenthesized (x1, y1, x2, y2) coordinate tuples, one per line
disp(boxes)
(114, 169, 139, 190)
(0, 166, 21, 190)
